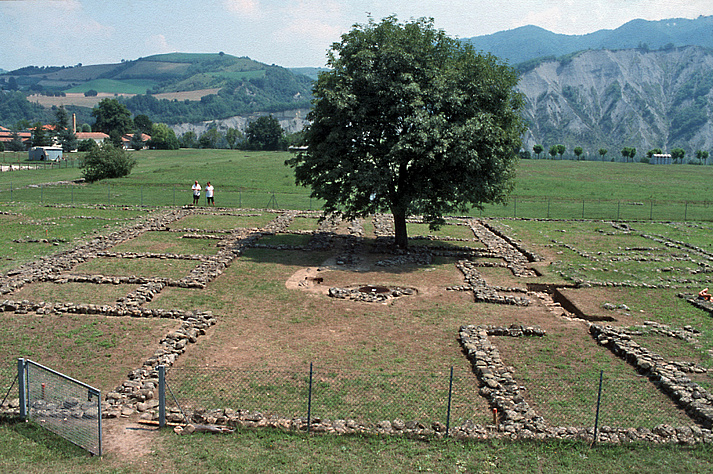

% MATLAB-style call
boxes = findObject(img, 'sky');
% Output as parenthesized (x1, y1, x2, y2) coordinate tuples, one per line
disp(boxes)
(1, 0, 712, 71)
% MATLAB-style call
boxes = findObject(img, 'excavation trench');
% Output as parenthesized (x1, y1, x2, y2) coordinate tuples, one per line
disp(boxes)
(527, 283, 616, 322)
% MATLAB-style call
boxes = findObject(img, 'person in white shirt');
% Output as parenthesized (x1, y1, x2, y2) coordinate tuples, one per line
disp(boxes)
(192, 180, 201, 205)
(205, 181, 214, 206)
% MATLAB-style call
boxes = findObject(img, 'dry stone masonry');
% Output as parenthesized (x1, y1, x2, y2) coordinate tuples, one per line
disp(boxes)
(4, 208, 711, 444)
(590, 323, 713, 429)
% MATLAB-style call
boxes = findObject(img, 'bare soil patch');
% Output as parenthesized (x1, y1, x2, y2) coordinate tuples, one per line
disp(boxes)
(28, 92, 132, 109)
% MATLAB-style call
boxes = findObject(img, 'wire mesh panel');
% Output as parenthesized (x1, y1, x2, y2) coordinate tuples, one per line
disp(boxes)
(0, 363, 17, 410)
(24, 360, 102, 456)
(309, 366, 487, 427)
(529, 373, 697, 430)
(597, 375, 695, 429)
(165, 365, 489, 429)
(166, 366, 308, 419)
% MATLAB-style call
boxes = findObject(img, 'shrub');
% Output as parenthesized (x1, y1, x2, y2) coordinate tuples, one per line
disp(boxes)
(80, 143, 136, 182)
(77, 139, 98, 152)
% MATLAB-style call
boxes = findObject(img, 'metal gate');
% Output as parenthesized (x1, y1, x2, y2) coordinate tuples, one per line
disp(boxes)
(18, 359, 102, 456)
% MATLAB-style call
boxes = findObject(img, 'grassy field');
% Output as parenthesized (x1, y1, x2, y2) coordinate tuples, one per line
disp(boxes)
(1, 153, 713, 472)
(1, 422, 713, 473)
(1, 151, 713, 219)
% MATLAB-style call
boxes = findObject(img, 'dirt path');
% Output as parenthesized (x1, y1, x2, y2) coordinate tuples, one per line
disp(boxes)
(102, 416, 164, 466)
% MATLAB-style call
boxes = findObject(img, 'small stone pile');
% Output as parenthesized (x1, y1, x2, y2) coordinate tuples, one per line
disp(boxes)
(328, 285, 417, 303)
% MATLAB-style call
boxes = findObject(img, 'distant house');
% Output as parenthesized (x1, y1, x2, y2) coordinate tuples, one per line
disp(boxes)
(75, 132, 109, 145)
(29, 146, 63, 161)
(0, 129, 32, 148)
(122, 133, 151, 149)
(651, 153, 672, 165)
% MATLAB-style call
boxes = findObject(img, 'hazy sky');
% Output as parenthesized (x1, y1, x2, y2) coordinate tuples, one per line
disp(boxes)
(1, 0, 711, 71)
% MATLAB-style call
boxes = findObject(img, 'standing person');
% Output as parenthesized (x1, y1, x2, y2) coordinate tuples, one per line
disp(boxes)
(192, 180, 201, 205)
(205, 181, 214, 206)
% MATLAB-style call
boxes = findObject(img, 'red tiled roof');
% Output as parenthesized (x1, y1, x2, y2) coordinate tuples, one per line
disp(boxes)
(76, 132, 109, 140)
(0, 130, 31, 142)
(122, 133, 151, 141)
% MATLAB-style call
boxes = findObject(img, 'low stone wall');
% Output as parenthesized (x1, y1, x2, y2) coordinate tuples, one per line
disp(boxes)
(456, 323, 713, 444)
(590, 323, 713, 429)
(458, 325, 546, 433)
(454, 261, 530, 306)
(104, 310, 217, 418)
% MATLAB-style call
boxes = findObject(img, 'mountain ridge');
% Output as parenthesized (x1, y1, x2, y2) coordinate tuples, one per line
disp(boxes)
(518, 45, 713, 157)
(465, 15, 713, 65)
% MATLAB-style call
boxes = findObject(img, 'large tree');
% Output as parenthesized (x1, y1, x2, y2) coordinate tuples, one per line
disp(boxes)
(245, 115, 283, 150)
(54, 105, 77, 152)
(287, 17, 525, 249)
(146, 123, 179, 150)
(31, 121, 52, 147)
(91, 98, 133, 137)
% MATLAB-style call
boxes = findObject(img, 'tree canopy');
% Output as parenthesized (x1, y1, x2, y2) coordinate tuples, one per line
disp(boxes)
(287, 17, 525, 248)
(80, 142, 136, 182)
(91, 98, 133, 136)
(245, 115, 283, 150)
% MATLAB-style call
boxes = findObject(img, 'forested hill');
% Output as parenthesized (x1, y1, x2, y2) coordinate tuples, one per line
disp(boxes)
(465, 15, 713, 65)
(518, 45, 713, 157)
(0, 53, 313, 125)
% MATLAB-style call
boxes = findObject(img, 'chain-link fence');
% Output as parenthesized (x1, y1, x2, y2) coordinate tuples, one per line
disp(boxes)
(0, 183, 319, 210)
(165, 365, 491, 429)
(21, 359, 102, 456)
(478, 196, 713, 221)
(165, 366, 701, 434)
(516, 372, 696, 430)
(0, 363, 17, 411)
(0, 159, 79, 171)
(1, 180, 710, 221)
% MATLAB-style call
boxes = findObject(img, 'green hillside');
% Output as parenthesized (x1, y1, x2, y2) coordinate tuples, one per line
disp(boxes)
(65, 78, 159, 94)
(0, 53, 314, 125)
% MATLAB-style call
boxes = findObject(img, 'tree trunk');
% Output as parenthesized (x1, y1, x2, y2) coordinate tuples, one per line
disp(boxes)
(393, 209, 408, 249)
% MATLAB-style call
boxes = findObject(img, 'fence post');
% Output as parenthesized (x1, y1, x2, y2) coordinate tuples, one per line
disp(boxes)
(446, 366, 453, 437)
(650, 200, 653, 221)
(307, 363, 313, 434)
(239, 191, 242, 208)
(173, 186, 175, 206)
(513, 197, 517, 218)
(158, 365, 166, 428)
(17, 358, 26, 419)
(582, 199, 585, 219)
(141, 186, 144, 207)
(593, 370, 603, 446)
(547, 198, 550, 219)
(684, 201, 688, 222)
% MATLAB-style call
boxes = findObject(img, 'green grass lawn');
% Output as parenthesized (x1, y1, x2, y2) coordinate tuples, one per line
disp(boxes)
(1, 152, 713, 220)
(2, 157, 713, 471)
(2, 421, 713, 473)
